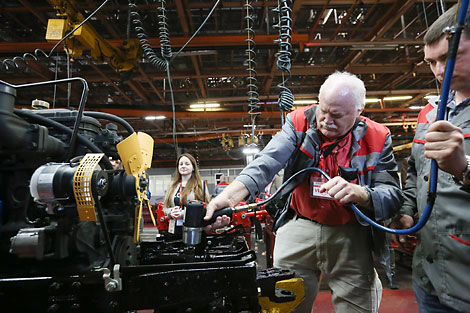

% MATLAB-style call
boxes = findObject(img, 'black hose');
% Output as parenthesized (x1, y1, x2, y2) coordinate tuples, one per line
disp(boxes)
(94, 197, 116, 266)
(84, 111, 135, 135)
(13, 108, 113, 170)
(4, 77, 89, 162)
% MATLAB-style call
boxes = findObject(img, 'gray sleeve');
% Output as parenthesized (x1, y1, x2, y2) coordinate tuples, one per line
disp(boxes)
(401, 152, 418, 216)
(236, 114, 299, 199)
(367, 133, 403, 221)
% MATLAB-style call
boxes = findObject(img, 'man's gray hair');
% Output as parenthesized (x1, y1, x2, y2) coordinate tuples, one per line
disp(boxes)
(319, 71, 366, 111)
(424, 4, 470, 45)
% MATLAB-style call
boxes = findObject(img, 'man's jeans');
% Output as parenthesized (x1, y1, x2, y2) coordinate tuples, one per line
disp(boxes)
(413, 281, 462, 313)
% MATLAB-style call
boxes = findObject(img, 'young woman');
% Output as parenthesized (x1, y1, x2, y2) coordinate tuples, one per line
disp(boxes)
(163, 153, 210, 235)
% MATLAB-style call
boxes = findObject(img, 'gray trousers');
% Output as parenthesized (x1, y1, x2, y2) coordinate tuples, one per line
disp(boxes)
(273, 217, 382, 313)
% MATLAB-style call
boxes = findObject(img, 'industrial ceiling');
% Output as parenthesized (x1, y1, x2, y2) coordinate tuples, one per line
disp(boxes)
(0, 0, 454, 167)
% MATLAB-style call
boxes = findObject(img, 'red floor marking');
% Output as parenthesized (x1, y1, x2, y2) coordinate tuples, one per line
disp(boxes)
(312, 289, 418, 313)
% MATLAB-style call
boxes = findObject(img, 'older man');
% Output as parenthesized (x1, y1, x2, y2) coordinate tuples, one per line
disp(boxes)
(391, 5, 470, 312)
(207, 71, 402, 312)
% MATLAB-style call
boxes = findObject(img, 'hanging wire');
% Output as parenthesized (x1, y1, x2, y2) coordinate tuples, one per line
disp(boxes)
(156, 0, 178, 154)
(52, 51, 59, 108)
(65, 44, 72, 109)
(170, 0, 222, 62)
(129, 0, 167, 70)
(0, 0, 110, 71)
(158, 0, 172, 60)
(273, 0, 294, 125)
(166, 59, 179, 155)
(244, 0, 261, 145)
(129, 0, 178, 153)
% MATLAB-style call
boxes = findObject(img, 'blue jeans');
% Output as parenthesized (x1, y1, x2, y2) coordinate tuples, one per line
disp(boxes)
(413, 281, 461, 313)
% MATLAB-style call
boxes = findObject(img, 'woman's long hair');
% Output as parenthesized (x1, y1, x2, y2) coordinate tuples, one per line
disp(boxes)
(163, 153, 208, 208)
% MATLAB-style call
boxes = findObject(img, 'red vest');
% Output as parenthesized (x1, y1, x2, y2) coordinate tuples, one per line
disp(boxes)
(287, 105, 390, 225)
(290, 132, 357, 225)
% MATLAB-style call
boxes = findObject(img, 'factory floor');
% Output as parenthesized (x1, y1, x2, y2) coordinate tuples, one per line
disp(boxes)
(140, 225, 418, 312)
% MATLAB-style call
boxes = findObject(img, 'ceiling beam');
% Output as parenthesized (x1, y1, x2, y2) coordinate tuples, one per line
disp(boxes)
(19, 0, 48, 25)
(0, 37, 425, 53)
(83, 55, 134, 104)
(82, 104, 425, 119)
(127, 80, 150, 103)
(137, 64, 166, 103)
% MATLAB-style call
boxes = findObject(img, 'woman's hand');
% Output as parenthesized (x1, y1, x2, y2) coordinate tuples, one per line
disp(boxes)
(169, 207, 183, 220)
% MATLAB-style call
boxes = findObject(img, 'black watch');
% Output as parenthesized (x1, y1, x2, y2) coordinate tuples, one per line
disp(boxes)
(453, 155, 470, 186)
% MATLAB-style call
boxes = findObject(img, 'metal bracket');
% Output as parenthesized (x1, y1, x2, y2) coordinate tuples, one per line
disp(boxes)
(99, 264, 122, 292)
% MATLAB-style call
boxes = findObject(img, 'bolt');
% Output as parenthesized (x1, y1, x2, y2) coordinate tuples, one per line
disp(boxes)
(47, 304, 59, 313)
(71, 281, 82, 291)
(109, 301, 119, 311)
(106, 281, 118, 292)
(97, 178, 107, 188)
(70, 303, 80, 312)
(49, 282, 61, 294)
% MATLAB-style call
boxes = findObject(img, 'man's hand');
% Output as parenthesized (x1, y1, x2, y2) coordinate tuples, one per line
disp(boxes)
(424, 120, 467, 177)
(204, 180, 250, 232)
(389, 214, 415, 249)
(203, 216, 231, 233)
(319, 176, 370, 207)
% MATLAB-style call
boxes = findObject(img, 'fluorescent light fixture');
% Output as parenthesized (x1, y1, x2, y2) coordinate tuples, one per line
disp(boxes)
(187, 108, 222, 112)
(145, 115, 166, 120)
(294, 99, 318, 104)
(408, 106, 425, 110)
(383, 96, 412, 101)
(242, 146, 260, 155)
(424, 95, 438, 100)
(365, 98, 381, 103)
(189, 103, 220, 109)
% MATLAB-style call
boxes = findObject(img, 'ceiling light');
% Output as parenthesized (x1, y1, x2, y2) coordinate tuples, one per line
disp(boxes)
(408, 106, 424, 110)
(365, 98, 381, 103)
(145, 115, 166, 120)
(424, 95, 438, 100)
(189, 103, 220, 109)
(294, 99, 318, 104)
(187, 108, 222, 112)
(383, 96, 412, 101)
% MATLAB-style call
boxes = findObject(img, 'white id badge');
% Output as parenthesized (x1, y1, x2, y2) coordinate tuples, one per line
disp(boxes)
(310, 176, 334, 200)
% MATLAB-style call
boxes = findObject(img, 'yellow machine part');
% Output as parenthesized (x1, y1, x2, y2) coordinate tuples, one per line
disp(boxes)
(46, 0, 139, 72)
(258, 277, 305, 313)
(46, 19, 66, 41)
(117, 132, 156, 242)
(72, 153, 104, 222)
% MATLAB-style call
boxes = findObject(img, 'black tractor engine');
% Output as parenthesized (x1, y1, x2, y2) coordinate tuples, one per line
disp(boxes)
(0, 81, 137, 276)
(0, 80, 302, 313)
